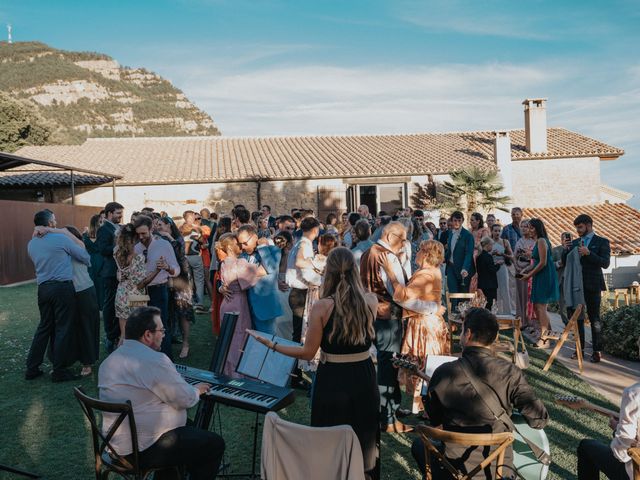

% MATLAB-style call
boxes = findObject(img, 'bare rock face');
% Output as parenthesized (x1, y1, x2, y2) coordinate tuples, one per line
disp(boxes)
(0, 41, 220, 144)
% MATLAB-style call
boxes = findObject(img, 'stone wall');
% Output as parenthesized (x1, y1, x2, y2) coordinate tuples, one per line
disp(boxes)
(66, 178, 346, 218)
(510, 156, 601, 208)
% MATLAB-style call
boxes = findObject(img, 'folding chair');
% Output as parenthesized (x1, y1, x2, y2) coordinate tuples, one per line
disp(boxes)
(73, 387, 183, 480)
(415, 424, 514, 480)
(542, 304, 584, 374)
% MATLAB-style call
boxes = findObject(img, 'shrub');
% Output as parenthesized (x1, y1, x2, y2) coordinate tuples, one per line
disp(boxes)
(601, 305, 640, 360)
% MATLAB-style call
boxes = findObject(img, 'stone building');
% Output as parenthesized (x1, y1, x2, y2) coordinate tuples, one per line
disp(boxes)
(2, 99, 627, 219)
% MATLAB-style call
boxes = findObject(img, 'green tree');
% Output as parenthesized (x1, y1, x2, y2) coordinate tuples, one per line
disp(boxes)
(0, 92, 52, 152)
(438, 167, 510, 219)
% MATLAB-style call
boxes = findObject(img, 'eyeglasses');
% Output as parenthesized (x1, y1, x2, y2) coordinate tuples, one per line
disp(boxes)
(238, 234, 257, 247)
(150, 328, 166, 333)
(390, 231, 407, 242)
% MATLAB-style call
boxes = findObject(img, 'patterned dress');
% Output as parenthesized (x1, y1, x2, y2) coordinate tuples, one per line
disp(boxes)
(115, 253, 147, 319)
(394, 267, 450, 413)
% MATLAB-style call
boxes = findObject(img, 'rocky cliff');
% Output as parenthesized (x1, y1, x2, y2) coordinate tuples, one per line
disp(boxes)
(0, 41, 220, 150)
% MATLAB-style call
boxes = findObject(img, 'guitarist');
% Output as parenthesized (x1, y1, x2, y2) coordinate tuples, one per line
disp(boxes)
(411, 308, 549, 479)
(576, 347, 640, 478)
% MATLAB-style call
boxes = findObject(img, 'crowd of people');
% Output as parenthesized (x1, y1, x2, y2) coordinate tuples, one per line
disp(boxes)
(24, 199, 634, 479)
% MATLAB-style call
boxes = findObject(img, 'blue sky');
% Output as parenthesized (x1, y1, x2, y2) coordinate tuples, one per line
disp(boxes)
(2, 0, 639, 206)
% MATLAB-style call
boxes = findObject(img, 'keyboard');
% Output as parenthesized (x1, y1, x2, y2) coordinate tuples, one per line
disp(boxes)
(176, 364, 295, 414)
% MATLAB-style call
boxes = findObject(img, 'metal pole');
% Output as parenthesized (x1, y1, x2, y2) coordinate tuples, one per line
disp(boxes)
(112, 179, 116, 201)
(256, 179, 261, 209)
(70, 170, 75, 205)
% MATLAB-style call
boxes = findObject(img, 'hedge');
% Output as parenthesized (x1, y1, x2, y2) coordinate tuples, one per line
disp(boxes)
(602, 305, 640, 360)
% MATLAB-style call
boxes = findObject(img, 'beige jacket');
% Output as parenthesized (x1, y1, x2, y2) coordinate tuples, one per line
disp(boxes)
(261, 412, 365, 480)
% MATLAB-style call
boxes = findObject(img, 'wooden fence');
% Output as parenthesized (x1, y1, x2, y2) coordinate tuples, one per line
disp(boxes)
(0, 200, 101, 285)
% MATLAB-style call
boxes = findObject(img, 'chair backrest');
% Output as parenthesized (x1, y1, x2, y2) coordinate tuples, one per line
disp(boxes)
(261, 412, 366, 479)
(73, 386, 141, 478)
(629, 447, 640, 480)
(416, 424, 514, 480)
(445, 292, 477, 315)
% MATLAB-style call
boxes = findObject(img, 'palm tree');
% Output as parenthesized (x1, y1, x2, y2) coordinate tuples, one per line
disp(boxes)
(438, 167, 510, 219)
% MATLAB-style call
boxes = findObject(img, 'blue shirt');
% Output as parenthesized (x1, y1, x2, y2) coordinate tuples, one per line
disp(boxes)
(352, 239, 374, 269)
(28, 233, 91, 285)
(500, 223, 522, 252)
(581, 231, 595, 247)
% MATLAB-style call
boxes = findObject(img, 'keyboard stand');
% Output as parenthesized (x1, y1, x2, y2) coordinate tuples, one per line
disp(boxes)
(193, 397, 261, 479)
(0, 464, 41, 478)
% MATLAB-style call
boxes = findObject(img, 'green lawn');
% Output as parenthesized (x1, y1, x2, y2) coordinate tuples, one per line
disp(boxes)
(0, 283, 619, 479)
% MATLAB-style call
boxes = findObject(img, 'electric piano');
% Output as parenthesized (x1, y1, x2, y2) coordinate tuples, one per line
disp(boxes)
(176, 363, 295, 414)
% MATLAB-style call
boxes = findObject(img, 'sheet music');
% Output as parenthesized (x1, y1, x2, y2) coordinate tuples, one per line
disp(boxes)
(237, 330, 300, 387)
(425, 355, 457, 378)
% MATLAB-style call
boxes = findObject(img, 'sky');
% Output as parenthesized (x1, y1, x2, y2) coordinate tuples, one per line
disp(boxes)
(2, 0, 639, 206)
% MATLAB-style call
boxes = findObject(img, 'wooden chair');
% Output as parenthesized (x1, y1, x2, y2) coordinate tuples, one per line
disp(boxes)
(445, 292, 477, 352)
(614, 289, 631, 308)
(494, 315, 525, 364)
(542, 304, 584, 374)
(73, 387, 183, 480)
(415, 425, 514, 480)
(628, 447, 640, 480)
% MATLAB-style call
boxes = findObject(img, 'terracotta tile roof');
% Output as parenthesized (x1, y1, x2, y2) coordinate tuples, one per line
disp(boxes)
(0, 171, 113, 187)
(523, 203, 640, 255)
(13, 127, 623, 185)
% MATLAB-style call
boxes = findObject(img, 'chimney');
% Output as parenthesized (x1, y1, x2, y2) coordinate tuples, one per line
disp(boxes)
(523, 98, 547, 154)
(494, 131, 512, 197)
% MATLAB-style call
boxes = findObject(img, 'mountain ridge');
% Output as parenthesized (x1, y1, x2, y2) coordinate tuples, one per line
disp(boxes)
(0, 41, 220, 152)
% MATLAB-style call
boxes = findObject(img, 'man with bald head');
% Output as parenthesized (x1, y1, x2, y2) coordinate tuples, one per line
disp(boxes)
(361, 221, 413, 433)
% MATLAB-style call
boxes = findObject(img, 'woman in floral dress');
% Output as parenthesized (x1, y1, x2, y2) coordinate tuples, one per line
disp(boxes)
(114, 224, 160, 346)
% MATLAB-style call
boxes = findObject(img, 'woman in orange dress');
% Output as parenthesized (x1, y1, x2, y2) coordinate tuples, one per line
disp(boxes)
(210, 217, 232, 335)
(386, 240, 449, 413)
(469, 212, 491, 293)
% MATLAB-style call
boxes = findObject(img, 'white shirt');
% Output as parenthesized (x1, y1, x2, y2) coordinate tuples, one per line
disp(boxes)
(449, 228, 461, 262)
(286, 237, 315, 290)
(376, 240, 409, 296)
(133, 236, 180, 286)
(611, 382, 640, 479)
(98, 340, 200, 454)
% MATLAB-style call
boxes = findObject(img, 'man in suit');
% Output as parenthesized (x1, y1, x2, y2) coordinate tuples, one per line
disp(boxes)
(436, 217, 450, 245)
(445, 211, 476, 297)
(563, 214, 610, 363)
(260, 205, 277, 230)
(237, 224, 283, 334)
(96, 201, 124, 352)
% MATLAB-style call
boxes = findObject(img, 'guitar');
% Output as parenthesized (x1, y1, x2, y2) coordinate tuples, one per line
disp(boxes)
(391, 355, 430, 382)
(392, 355, 550, 479)
(555, 395, 619, 420)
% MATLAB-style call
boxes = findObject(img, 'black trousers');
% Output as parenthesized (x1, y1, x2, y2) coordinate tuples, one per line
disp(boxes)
(484, 288, 497, 311)
(148, 283, 173, 359)
(577, 439, 627, 480)
(26, 281, 76, 373)
(288, 287, 307, 343)
(76, 286, 100, 365)
(567, 288, 603, 352)
(102, 276, 119, 342)
(136, 426, 225, 480)
(374, 317, 403, 426)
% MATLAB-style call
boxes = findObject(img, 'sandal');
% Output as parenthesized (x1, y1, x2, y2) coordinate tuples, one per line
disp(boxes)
(80, 366, 92, 377)
(179, 346, 190, 359)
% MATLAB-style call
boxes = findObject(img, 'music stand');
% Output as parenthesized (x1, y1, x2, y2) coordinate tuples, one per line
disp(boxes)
(194, 312, 238, 430)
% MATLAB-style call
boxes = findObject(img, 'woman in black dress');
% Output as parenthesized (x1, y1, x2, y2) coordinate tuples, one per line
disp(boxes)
(248, 247, 379, 474)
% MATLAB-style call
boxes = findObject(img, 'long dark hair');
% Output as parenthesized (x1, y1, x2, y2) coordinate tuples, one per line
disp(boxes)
(320, 247, 375, 345)
(115, 223, 137, 267)
(215, 216, 232, 241)
(159, 216, 181, 239)
(528, 218, 548, 239)
(471, 212, 484, 228)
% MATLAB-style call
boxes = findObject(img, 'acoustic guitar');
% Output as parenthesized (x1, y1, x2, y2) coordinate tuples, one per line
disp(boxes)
(555, 395, 619, 420)
(392, 355, 550, 479)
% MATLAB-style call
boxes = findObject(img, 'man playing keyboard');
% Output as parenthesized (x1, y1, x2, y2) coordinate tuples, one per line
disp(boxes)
(99, 306, 225, 479)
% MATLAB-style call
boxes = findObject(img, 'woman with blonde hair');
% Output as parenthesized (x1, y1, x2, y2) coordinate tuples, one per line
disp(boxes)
(385, 240, 449, 414)
(249, 247, 379, 474)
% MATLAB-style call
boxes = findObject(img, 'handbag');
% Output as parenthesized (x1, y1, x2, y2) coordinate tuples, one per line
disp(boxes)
(459, 357, 551, 467)
(128, 293, 150, 307)
(514, 342, 530, 370)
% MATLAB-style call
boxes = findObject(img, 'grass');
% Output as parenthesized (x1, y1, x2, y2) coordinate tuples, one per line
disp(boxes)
(0, 283, 619, 479)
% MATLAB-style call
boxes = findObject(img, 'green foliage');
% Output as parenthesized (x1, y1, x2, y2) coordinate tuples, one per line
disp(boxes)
(0, 92, 52, 152)
(437, 167, 510, 218)
(0, 41, 220, 145)
(601, 305, 640, 360)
